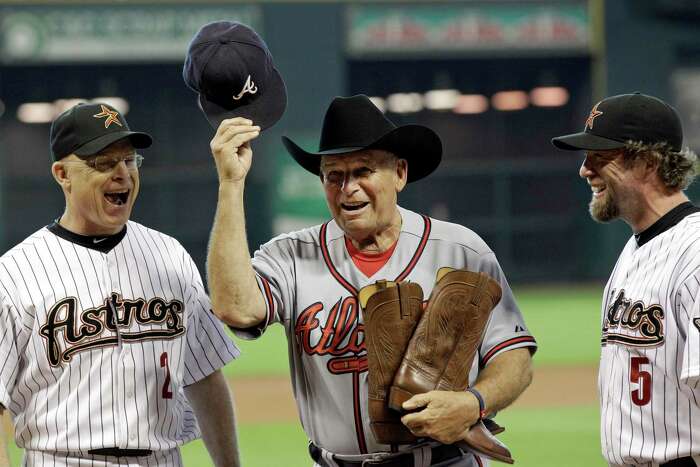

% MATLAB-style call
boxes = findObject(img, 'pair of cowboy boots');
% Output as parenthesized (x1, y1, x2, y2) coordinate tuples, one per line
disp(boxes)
(359, 268, 513, 464)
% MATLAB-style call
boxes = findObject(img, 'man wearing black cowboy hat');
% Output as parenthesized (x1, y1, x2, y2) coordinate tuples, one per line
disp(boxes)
(553, 92, 700, 466)
(207, 95, 536, 466)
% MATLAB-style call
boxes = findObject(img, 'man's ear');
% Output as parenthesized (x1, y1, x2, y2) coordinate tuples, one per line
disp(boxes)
(638, 157, 659, 181)
(396, 159, 408, 193)
(52, 161, 71, 193)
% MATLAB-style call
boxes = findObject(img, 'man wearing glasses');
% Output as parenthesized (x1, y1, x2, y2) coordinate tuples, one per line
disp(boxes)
(0, 102, 241, 466)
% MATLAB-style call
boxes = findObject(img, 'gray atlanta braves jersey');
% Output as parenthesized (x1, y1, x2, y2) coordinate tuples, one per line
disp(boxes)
(236, 206, 536, 459)
(0, 221, 239, 460)
(600, 211, 700, 466)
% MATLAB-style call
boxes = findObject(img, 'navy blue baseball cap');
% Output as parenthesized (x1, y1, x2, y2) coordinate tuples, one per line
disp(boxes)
(183, 21, 287, 130)
(552, 92, 683, 152)
(50, 102, 152, 161)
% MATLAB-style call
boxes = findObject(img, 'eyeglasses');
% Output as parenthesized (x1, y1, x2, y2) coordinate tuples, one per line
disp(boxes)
(63, 154, 144, 172)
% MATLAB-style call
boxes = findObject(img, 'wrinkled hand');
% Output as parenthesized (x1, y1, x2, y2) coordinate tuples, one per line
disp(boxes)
(400, 391, 480, 444)
(210, 118, 261, 183)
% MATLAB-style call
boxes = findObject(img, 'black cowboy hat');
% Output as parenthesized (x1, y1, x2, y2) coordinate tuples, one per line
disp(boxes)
(281, 95, 442, 182)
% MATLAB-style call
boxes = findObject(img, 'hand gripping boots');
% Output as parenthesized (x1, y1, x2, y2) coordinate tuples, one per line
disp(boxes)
(388, 268, 514, 464)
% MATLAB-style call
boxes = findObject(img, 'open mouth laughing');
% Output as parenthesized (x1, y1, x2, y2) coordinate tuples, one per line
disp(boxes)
(104, 190, 130, 206)
(341, 202, 369, 212)
(591, 184, 606, 198)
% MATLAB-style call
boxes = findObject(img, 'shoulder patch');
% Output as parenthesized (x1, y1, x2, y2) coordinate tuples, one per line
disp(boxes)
(694, 318, 700, 332)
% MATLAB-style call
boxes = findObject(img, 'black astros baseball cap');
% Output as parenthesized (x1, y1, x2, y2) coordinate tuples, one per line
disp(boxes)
(551, 92, 683, 152)
(50, 102, 152, 161)
(183, 21, 287, 130)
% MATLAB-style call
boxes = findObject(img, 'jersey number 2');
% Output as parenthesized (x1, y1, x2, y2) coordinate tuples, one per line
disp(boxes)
(160, 352, 173, 399)
(630, 356, 651, 406)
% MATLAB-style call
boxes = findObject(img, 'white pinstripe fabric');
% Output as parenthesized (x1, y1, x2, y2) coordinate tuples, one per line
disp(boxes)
(599, 214, 700, 465)
(0, 221, 239, 460)
(22, 447, 182, 466)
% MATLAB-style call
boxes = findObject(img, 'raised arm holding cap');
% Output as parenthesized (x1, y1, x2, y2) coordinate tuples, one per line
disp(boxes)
(206, 94, 537, 467)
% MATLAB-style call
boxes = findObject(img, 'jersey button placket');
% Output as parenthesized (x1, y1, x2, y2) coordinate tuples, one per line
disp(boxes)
(106, 252, 129, 447)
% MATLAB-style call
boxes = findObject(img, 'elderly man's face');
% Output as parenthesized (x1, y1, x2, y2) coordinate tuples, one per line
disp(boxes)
(320, 150, 407, 241)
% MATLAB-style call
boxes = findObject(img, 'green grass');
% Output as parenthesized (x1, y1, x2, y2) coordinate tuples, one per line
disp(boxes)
(7, 406, 601, 467)
(497, 405, 605, 467)
(515, 285, 602, 366)
(4, 422, 310, 467)
(180, 406, 605, 466)
(6, 440, 20, 466)
(223, 326, 290, 378)
(182, 423, 309, 467)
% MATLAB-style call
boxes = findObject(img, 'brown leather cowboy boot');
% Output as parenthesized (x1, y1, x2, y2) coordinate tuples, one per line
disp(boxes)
(388, 268, 501, 408)
(359, 280, 424, 445)
(456, 422, 514, 464)
(388, 268, 513, 463)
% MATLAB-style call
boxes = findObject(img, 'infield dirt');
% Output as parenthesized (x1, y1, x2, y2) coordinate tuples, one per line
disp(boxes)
(229, 365, 598, 423)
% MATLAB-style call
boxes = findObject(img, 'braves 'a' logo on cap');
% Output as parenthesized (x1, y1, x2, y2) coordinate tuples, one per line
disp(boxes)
(93, 105, 123, 129)
(585, 102, 603, 130)
(694, 318, 700, 332)
(232, 75, 258, 101)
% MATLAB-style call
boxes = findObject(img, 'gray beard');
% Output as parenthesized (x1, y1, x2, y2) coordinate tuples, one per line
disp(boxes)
(589, 192, 619, 223)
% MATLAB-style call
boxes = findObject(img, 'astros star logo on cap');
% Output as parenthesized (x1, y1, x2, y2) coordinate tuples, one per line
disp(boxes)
(585, 102, 603, 130)
(93, 105, 123, 129)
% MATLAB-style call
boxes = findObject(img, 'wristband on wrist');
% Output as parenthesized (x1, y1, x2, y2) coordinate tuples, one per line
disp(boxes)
(466, 388, 487, 420)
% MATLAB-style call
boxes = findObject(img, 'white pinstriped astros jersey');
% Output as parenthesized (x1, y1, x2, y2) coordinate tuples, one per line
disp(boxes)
(0, 220, 239, 465)
(235, 206, 537, 465)
(600, 206, 700, 466)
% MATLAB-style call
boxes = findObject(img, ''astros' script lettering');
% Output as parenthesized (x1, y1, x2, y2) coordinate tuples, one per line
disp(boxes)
(40, 293, 185, 366)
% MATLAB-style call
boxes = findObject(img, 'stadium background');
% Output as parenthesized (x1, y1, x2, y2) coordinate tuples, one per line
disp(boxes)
(1, 0, 699, 465)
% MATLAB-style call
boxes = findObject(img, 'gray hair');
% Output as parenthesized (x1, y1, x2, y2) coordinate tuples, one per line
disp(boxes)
(623, 140, 698, 192)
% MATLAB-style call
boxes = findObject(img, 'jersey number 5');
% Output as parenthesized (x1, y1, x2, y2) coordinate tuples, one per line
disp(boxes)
(160, 352, 173, 399)
(630, 356, 651, 406)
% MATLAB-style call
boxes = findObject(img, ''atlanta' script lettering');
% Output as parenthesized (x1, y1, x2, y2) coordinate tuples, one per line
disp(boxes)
(295, 297, 365, 357)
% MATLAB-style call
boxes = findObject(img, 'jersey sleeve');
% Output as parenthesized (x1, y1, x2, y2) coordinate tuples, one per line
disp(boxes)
(677, 274, 700, 386)
(181, 250, 240, 386)
(0, 295, 20, 408)
(476, 251, 537, 367)
(232, 238, 296, 340)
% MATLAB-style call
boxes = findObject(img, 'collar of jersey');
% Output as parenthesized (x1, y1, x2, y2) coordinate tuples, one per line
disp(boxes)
(635, 202, 700, 247)
(326, 205, 424, 240)
(344, 235, 399, 261)
(47, 220, 127, 253)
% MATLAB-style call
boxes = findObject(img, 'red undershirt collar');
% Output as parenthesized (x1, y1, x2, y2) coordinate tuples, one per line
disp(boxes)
(344, 236, 399, 278)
